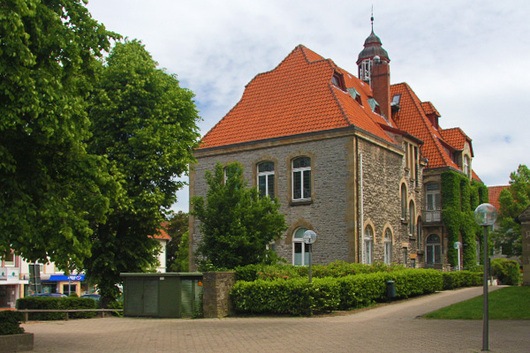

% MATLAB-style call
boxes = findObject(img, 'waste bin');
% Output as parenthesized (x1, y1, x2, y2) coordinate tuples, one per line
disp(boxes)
(386, 280, 396, 300)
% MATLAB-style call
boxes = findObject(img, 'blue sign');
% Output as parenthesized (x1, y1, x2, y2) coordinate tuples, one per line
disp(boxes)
(48, 274, 85, 281)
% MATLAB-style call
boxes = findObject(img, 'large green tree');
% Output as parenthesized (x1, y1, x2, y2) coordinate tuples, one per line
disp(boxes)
(0, 0, 117, 269)
(493, 164, 530, 257)
(192, 162, 287, 270)
(85, 40, 200, 302)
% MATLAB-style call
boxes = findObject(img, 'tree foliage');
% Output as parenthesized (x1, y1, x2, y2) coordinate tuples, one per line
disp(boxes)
(0, 0, 117, 269)
(166, 211, 190, 272)
(84, 40, 201, 302)
(493, 164, 530, 257)
(192, 162, 287, 270)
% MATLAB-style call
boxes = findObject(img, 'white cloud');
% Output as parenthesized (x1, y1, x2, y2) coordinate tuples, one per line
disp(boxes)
(87, 0, 530, 211)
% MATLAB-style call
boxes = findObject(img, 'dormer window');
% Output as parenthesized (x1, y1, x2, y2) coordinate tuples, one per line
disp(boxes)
(332, 72, 346, 91)
(368, 98, 381, 114)
(347, 88, 363, 105)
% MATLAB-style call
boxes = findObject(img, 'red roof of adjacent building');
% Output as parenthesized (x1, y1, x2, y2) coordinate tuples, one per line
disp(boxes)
(199, 45, 397, 149)
(151, 222, 171, 241)
(488, 185, 509, 211)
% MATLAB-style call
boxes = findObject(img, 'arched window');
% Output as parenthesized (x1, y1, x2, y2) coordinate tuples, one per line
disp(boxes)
(401, 184, 407, 220)
(364, 226, 374, 264)
(292, 157, 311, 201)
(384, 229, 392, 264)
(293, 228, 310, 266)
(409, 201, 415, 236)
(426, 234, 442, 267)
(257, 161, 275, 198)
(417, 216, 423, 249)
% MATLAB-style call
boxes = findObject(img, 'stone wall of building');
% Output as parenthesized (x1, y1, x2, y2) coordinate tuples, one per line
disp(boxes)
(190, 132, 408, 268)
(357, 137, 407, 264)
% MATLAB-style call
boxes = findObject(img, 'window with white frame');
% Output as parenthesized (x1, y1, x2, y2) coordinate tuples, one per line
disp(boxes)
(293, 228, 310, 265)
(292, 157, 311, 201)
(384, 229, 392, 264)
(426, 234, 442, 266)
(257, 161, 275, 198)
(425, 182, 441, 222)
(363, 226, 374, 264)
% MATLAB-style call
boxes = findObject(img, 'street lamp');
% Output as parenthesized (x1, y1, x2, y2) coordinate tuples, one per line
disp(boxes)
(474, 203, 498, 352)
(303, 230, 317, 283)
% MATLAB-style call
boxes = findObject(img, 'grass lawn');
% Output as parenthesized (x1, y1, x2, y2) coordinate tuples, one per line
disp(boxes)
(424, 286, 530, 320)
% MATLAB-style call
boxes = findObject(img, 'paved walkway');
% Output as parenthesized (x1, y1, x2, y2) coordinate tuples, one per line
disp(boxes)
(21, 286, 529, 353)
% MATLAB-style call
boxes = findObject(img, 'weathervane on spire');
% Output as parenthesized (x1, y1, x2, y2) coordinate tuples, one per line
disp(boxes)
(371, 5, 374, 32)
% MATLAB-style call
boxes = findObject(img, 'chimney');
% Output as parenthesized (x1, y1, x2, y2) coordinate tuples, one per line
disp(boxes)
(371, 57, 391, 119)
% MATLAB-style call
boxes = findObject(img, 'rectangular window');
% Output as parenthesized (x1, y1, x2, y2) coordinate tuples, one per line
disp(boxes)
(292, 157, 311, 201)
(2, 251, 15, 266)
(257, 161, 275, 198)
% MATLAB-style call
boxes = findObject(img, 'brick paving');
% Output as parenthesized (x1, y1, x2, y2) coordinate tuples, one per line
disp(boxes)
(21, 286, 530, 353)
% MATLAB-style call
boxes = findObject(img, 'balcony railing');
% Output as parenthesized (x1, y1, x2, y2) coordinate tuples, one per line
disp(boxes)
(424, 210, 441, 223)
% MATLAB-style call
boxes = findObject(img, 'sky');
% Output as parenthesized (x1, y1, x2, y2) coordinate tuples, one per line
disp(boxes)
(86, 0, 529, 213)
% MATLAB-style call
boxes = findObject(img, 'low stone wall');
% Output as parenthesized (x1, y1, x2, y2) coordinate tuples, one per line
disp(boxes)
(0, 333, 34, 352)
(202, 272, 236, 318)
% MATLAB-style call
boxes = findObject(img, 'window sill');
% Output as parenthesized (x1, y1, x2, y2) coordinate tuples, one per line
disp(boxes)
(290, 199, 312, 207)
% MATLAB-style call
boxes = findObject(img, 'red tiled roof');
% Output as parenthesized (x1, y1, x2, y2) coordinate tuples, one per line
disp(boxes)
(440, 128, 473, 155)
(151, 222, 171, 241)
(391, 83, 463, 171)
(488, 185, 509, 211)
(199, 45, 396, 149)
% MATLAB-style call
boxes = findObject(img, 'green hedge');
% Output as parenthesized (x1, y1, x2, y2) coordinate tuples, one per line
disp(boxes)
(16, 297, 98, 320)
(231, 269, 445, 315)
(491, 258, 521, 285)
(442, 270, 482, 289)
(235, 261, 406, 282)
(230, 277, 340, 316)
(0, 311, 24, 335)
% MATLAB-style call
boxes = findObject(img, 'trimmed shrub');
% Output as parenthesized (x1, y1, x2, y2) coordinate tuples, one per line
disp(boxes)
(0, 311, 24, 335)
(491, 258, 521, 285)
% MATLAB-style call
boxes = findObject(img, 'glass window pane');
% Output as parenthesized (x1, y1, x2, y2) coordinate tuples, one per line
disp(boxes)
(303, 170, 311, 198)
(293, 171, 301, 199)
(258, 161, 274, 172)
(293, 157, 310, 168)
(268, 174, 274, 198)
(258, 175, 266, 197)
